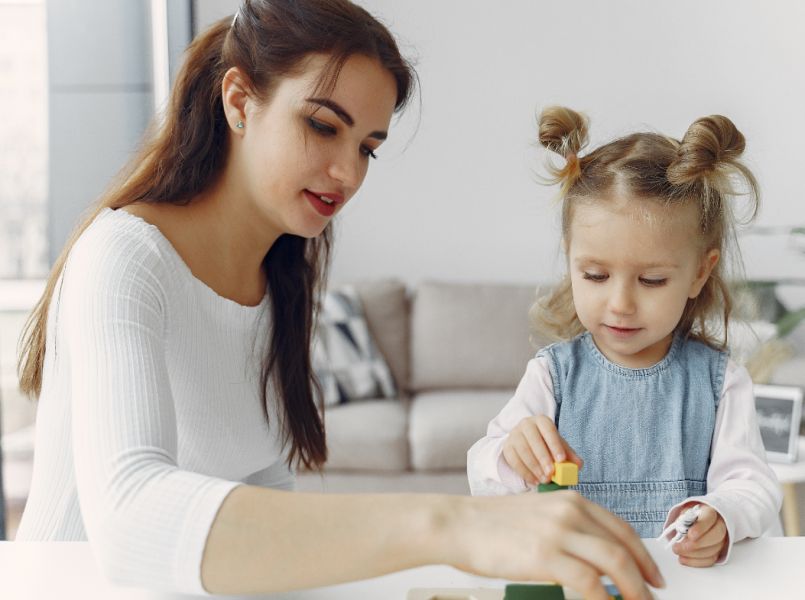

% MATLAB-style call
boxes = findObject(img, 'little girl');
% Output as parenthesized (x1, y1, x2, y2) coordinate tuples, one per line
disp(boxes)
(467, 107, 782, 567)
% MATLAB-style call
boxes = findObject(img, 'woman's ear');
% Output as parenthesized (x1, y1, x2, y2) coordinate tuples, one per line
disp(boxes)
(222, 67, 253, 134)
(689, 249, 720, 299)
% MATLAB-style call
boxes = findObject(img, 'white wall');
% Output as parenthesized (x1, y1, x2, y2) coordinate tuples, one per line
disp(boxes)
(330, 0, 805, 287)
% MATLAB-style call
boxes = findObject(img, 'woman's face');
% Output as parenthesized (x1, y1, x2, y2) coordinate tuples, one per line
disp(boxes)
(233, 53, 398, 240)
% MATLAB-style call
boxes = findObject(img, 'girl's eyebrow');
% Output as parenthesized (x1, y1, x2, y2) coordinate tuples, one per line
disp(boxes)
(306, 97, 388, 140)
(574, 256, 679, 269)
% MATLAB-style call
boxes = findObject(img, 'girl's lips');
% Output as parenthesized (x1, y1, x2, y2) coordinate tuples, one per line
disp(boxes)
(605, 325, 641, 338)
(303, 189, 338, 217)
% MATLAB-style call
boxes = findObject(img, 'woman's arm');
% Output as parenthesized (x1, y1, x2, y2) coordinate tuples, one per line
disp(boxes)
(467, 355, 557, 494)
(203, 486, 664, 600)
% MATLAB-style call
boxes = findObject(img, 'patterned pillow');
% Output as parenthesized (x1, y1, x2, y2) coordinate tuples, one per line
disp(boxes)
(313, 285, 397, 406)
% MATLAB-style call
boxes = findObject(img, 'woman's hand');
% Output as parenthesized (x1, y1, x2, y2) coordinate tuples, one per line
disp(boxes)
(672, 504, 728, 567)
(454, 491, 664, 600)
(502, 415, 583, 485)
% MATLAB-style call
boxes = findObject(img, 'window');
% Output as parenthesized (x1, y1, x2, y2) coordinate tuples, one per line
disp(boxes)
(0, 0, 48, 279)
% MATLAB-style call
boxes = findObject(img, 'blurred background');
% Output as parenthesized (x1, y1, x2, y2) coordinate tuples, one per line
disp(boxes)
(2, 0, 804, 540)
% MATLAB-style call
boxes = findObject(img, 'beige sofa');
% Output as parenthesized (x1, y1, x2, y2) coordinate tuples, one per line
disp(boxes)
(297, 279, 549, 495)
(296, 278, 805, 497)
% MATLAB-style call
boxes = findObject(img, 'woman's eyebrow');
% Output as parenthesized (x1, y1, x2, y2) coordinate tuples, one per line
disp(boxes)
(307, 97, 388, 140)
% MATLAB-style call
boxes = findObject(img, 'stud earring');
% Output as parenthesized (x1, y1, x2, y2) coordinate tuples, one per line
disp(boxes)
(236, 120, 244, 129)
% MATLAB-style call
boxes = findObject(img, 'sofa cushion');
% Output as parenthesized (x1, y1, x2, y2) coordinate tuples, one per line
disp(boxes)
(354, 279, 410, 393)
(409, 390, 513, 471)
(323, 399, 409, 471)
(411, 281, 546, 391)
(313, 285, 397, 405)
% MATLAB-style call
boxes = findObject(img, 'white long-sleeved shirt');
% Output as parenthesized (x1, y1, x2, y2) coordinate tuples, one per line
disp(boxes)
(16, 208, 294, 593)
(467, 354, 783, 562)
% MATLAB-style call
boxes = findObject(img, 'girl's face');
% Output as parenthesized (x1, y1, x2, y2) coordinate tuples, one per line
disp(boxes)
(230, 53, 398, 241)
(567, 198, 719, 369)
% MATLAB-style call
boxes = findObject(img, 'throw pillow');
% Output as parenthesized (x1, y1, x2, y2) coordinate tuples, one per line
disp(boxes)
(313, 285, 397, 406)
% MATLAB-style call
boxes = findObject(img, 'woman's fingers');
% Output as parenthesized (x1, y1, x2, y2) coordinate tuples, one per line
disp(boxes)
(580, 498, 665, 590)
(559, 530, 655, 600)
(540, 552, 613, 600)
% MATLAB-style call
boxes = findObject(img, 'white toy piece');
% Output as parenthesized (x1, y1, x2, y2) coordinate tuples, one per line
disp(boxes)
(658, 504, 702, 548)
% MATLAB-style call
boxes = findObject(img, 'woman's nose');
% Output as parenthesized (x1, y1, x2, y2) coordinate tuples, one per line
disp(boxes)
(328, 151, 363, 191)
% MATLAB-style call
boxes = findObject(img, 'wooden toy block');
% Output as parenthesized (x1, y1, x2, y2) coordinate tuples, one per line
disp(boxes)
(537, 482, 563, 493)
(551, 461, 578, 486)
(503, 583, 564, 599)
(504, 583, 565, 599)
(407, 587, 503, 599)
(407, 585, 586, 600)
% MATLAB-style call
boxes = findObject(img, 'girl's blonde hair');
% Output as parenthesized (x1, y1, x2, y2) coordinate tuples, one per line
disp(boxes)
(531, 106, 759, 350)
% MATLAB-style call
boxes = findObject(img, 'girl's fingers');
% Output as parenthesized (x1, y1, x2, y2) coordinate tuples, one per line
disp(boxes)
(559, 530, 655, 600)
(534, 415, 567, 465)
(678, 553, 719, 568)
(521, 422, 555, 480)
(674, 540, 724, 560)
(502, 443, 539, 484)
(562, 439, 585, 469)
(686, 505, 716, 538)
(580, 498, 665, 590)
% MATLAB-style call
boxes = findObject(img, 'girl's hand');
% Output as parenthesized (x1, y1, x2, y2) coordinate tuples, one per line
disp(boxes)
(456, 491, 665, 600)
(672, 504, 728, 567)
(502, 415, 583, 485)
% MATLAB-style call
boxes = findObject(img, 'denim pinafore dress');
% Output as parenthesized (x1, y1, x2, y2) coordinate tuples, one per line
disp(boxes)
(541, 332, 727, 537)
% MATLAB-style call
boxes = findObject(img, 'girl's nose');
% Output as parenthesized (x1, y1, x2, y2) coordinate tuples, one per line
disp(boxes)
(609, 283, 637, 316)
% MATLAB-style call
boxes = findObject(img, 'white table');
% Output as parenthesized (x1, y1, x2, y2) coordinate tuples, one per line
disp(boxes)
(1, 537, 804, 600)
(769, 436, 805, 536)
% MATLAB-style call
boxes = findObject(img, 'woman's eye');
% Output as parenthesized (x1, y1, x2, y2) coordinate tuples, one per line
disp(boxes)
(360, 145, 378, 160)
(307, 117, 336, 136)
(640, 278, 667, 287)
(582, 273, 607, 282)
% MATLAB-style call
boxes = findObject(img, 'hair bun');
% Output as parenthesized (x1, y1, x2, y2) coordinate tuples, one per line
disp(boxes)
(538, 106, 589, 159)
(667, 115, 746, 186)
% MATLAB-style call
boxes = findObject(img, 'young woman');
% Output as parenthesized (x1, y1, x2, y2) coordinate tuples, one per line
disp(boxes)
(16, 3, 663, 599)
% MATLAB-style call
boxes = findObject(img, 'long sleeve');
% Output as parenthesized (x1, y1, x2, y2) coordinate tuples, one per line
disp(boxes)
(60, 227, 239, 593)
(467, 355, 557, 495)
(662, 360, 783, 563)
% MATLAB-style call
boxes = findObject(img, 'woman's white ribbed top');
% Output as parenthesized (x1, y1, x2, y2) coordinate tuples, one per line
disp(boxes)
(16, 208, 294, 594)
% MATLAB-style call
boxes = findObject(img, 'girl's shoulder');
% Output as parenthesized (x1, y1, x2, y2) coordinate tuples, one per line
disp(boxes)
(535, 332, 587, 359)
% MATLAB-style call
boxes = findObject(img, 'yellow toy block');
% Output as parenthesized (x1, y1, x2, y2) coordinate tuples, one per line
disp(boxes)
(551, 461, 578, 487)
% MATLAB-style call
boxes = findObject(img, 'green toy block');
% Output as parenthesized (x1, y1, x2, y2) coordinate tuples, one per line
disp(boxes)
(504, 583, 565, 600)
(537, 482, 563, 493)
(604, 583, 623, 599)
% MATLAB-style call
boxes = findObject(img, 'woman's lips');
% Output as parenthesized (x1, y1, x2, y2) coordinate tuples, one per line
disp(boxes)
(303, 189, 339, 217)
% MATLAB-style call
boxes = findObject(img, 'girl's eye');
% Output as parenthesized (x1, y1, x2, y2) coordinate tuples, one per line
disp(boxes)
(640, 278, 667, 287)
(307, 117, 336, 136)
(360, 145, 378, 160)
(583, 272, 607, 282)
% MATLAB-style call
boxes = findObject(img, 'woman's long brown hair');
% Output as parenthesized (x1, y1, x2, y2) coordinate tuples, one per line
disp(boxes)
(18, 0, 415, 471)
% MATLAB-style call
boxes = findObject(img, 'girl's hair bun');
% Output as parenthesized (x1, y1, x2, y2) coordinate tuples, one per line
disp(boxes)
(667, 115, 746, 186)
(538, 106, 589, 159)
